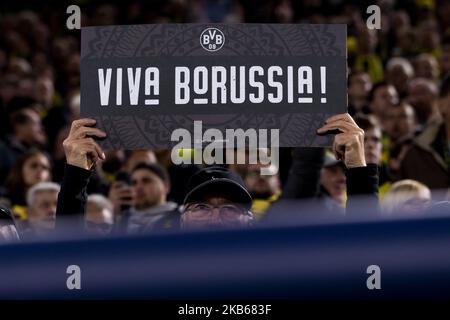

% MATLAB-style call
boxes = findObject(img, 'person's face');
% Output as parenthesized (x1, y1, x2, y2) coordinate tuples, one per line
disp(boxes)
(181, 197, 252, 230)
(372, 85, 399, 116)
(17, 109, 47, 146)
(364, 127, 382, 165)
(86, 204, 113, 235)
(407, 83, 436, 123)
(131, 169, 168, 210)
(28, 190, 58, 232)
(244, 165, 280, 198)
(400, 189, 432, 214)
(320, 165, 346, 203)
(348, 73, 372, 99)
(387, 66, 410, 94)
(22, 154, 51, 187)
(415, 57, 438, 80)
(383, 105, 416, 141)
(34, 76, 54, 107)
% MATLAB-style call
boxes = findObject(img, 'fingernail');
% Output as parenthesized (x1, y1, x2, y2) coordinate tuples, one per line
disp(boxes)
(102, 152, 106, 159)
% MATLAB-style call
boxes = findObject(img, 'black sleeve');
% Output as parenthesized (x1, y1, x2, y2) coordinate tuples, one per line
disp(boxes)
(345, 164, 379, 214)
(281, 148, 325, 199)
(56, 163, 92, 230)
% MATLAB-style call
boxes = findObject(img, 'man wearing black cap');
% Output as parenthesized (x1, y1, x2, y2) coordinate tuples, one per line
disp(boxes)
(181, 166, 253, 229)
(56, 113, 378, 233)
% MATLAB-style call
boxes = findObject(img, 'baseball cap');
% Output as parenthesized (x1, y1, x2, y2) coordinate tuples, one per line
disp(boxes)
(323, 150, 344, 168)
(184, 166, 253, 210)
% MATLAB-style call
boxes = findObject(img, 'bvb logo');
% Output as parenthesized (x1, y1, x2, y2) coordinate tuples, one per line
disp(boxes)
(200, 27, 225, 52)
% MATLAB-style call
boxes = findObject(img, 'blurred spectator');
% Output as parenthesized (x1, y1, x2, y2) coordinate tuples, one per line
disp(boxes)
(383, 102, 417, 145)
(23, 181, 60, 237)
(354, 114, 382, 166)
(348, 71, 372, 115)
(86, 194, 114, 236)
(385, 57, 414, 98)
(381, 179, 431, 215)
(243, 163, 281, 219)
(368, 82, 399, 120)
(413, 53, 439, 81)
(319, 152, 346, 212)
(353, 26, 384, 83)
(111, 163, 179, 234)
(407, 77, 439, 126)
(382, 102, 417, 180)
(0, 100, 47, 182)
(400, 76, 450, 190)
(4, 150, 52, 219)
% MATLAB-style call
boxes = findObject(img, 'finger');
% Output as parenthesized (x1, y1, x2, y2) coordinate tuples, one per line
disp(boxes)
(324, 113, 356, 125)
(317, 121, 357, 134)
(332, 141, 345, 161)
(69, 118, 96, 135)
(76, 143, 101, 165)
(72, 127, 106, 140)
(79, 138, 105, 160)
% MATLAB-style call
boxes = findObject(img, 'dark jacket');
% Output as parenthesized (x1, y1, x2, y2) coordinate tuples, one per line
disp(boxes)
(399, 115, 449, 190)
(56, 164, 180, 234)
(281, 148, 379, 214)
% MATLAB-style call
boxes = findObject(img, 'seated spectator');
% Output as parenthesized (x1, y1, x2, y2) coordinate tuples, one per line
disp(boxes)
(3, 149, 52, 219)
(414, 53, 439, 81)
(400, 76, 450, 190)
(368, 82, 399, 121)
(0, 101, 47, 182)
(382, 102, 417, 179)
(383, 102, 417, 145)
(354, 114, 382, 166)
(181, 166, 253, 230)
(281, 113, 379, 216)
(353, 26, 384, 83)
(22, 182, 60, 238)
(242, 163, 281, 220)
(381, 180, 431, 215)
(347, 71, 372, 115)
(385, 57, 414, 99)
(86, 194, 114, 236)
(106, 160, 179, 234)
(407, 78, 440, 127)
(319, 152, 346, 213)
(121, 163, 179, 234)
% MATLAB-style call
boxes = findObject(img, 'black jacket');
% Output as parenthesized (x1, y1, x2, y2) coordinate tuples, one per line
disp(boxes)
(55, 164, 180, 234)
(281, 148, 379, 214)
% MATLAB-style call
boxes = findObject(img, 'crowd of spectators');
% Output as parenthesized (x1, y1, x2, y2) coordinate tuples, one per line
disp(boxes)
(0, 0, 449, 241)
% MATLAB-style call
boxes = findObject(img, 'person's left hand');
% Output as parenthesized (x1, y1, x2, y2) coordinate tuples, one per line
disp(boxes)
(317, 113, 367, 168)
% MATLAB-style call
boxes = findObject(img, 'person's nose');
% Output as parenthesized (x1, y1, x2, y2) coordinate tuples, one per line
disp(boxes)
(210, 207, 222, 223)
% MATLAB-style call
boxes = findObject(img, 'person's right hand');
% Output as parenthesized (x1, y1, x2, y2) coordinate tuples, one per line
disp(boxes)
(63, 118, 106, 170)
(108, 182, 134, 213)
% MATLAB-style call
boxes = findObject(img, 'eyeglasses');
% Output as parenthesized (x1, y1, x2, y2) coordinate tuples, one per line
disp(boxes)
(183, 203, 249, 222)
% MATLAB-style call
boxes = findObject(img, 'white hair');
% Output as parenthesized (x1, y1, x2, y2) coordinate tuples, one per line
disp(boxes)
(26, 182, 60, 207)
(87, 194, 113, 213)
